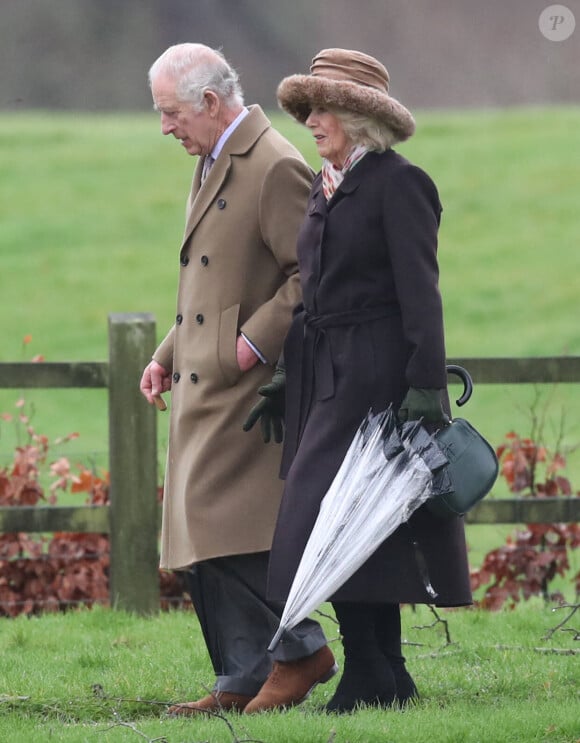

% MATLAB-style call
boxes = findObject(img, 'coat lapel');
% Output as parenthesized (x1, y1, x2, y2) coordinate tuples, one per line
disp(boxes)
(183, 156, 232, 238)
(326, 151, 379, 210)
(308, 176, 327, 217)
(181, 106, 271, 245)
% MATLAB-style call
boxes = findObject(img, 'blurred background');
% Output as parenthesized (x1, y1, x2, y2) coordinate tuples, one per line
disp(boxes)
(2, 0, 578, 112)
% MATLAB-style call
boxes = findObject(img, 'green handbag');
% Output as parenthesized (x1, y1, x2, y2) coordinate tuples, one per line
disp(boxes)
(424, 365, 499, 519)
(427, 417, 499, 518)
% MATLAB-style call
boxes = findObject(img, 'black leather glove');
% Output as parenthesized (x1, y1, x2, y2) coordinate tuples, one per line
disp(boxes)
(242, 365, 286, 443)
(398, 387, 449, 425)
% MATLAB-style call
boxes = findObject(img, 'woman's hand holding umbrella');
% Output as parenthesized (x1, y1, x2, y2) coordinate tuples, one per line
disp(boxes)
(397, 387, 449, 424)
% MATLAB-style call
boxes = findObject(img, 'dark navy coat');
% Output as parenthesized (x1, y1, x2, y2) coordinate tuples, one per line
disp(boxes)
(268, 149, 472, 606)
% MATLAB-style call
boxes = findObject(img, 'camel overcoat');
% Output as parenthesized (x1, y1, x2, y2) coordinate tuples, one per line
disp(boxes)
(153, 105, 313, 570)
(268, 149, 472, 606)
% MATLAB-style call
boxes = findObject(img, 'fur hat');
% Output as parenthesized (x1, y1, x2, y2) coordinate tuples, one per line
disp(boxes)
(277, 48, 415, 142)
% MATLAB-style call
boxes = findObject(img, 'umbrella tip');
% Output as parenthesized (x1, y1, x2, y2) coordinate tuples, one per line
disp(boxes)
(267, 627, 285, 653)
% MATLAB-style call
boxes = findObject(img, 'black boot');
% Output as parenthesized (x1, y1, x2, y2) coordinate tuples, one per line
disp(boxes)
(374, 603, 419, 706)
(326, 602, 397, 713)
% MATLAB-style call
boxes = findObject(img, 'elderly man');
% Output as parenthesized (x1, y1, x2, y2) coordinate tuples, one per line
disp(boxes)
(140, 44, 336, 715)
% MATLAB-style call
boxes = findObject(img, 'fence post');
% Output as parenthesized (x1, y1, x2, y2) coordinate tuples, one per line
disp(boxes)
(108, 313, 160, 613)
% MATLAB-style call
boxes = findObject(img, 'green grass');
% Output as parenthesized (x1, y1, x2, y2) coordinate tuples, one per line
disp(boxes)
(1, 108, 580, 579)
(0, 602, 578, 742)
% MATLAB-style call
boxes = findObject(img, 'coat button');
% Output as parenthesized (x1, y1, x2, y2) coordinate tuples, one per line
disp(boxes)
(201, 255, 209, 266)
(217, 198, 226, 210)
(172, 372, 181, 383)
(180, 255, 190, 267)
(195, 313, 204, 324)
(190, 373, 198, 383)
(176, 314, 183, 325)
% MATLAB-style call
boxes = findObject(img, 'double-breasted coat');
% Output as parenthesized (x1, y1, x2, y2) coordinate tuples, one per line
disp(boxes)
(268, 149, 472, 606)
(153, 105, 313, 571)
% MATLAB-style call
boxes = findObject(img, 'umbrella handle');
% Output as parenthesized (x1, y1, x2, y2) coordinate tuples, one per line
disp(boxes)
(446, 364, 473, 407)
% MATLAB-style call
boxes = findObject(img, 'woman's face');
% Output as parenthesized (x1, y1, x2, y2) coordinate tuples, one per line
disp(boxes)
(306, 107, 352, 168)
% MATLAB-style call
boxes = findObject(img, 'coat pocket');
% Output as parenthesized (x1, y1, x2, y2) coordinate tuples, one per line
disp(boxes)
(217, 303, 243, 387)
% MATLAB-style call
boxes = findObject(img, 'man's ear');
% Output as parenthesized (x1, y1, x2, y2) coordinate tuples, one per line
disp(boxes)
(203, 90, 220, 117)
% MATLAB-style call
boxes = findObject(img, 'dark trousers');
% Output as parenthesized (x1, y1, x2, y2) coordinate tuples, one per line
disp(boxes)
(185, 552, 328, 696)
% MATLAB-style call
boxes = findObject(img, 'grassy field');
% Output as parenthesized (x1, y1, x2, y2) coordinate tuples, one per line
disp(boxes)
(0, 601, 578, 742)
(1, 107, 580, 578)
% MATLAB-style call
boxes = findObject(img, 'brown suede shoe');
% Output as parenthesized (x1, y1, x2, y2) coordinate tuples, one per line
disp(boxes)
(243, 645, 338, 714)
(168, 691, 253, 716)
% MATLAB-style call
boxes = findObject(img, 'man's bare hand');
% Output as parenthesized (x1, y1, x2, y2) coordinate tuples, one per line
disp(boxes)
(140, 360, 172, 409)
(236, 336, 259, 372)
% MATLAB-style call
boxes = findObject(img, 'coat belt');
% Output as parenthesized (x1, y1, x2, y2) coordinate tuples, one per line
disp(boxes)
(303, 304, 401, 401)
(303, 304, 400, 330)
(283, 303, 401, 470)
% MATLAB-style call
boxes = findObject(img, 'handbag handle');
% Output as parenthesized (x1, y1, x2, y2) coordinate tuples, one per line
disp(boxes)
(446, 364, 473, 407)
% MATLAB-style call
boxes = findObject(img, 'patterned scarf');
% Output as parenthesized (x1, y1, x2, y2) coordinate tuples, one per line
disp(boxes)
(321, 145, 369, 202)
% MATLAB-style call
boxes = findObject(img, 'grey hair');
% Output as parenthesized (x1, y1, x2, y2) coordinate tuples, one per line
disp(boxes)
(332, 108, 396, 152)
(148, 43, 244, 111)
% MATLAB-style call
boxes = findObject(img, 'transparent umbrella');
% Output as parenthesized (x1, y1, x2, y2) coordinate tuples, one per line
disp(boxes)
(268, 405, 449, 651)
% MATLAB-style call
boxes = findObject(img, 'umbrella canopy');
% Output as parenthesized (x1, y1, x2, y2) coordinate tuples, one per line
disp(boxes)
(268, 405, 449, 651)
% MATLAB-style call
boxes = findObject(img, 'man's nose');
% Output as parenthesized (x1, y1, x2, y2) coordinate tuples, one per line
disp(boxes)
(160, 113, 175, 136)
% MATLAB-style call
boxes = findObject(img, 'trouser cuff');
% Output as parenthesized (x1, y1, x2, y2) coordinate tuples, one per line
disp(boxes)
(270, 625, 328, 662)
(213, 675, 264, 697)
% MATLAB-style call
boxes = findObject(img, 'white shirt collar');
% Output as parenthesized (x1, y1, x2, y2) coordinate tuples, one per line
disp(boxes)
(210, 107, 249, 161)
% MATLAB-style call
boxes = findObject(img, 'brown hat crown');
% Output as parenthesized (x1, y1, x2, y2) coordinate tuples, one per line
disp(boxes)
(310, 48, 390, 94)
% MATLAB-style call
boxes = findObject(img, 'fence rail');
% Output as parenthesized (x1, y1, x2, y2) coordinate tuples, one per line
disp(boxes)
(1, 321, 579, 614)
(2, 497, 579, 532)
(447, 356, 580, 385)
(0, 361, 108, 388)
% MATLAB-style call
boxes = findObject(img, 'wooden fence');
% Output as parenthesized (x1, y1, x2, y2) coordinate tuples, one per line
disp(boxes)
(0, 314, 159, 614)
(1, 314, 579, 614)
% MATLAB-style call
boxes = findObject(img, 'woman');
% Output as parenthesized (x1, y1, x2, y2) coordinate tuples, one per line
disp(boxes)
(245, 48, 472, 713)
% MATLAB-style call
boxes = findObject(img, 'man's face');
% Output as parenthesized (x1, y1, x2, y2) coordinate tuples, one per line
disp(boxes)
(151, 74, 217, 157)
